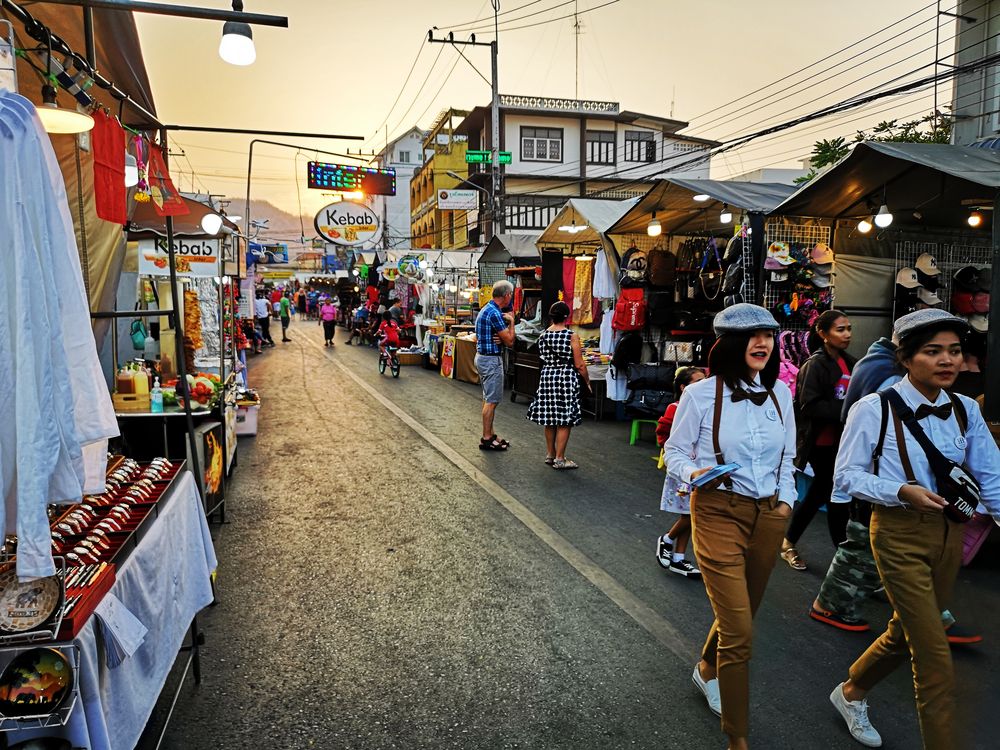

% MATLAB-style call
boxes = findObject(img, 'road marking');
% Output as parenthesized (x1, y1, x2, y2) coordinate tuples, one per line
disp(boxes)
(302, 335, 695, 661)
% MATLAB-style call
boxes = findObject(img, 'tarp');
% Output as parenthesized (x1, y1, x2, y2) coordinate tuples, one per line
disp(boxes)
(536, 197, 639, 247)
(480, 233, 540, 263)
(607, 178, 796, 236)
(772, 142, 1000, 226)
(386, 249, 483, 269)
(128, 196, 236, 238)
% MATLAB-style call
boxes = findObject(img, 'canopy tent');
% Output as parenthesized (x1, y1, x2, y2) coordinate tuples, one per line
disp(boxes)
(773, 141, 1000, 226)
(479, 233, 540, 264)
(128, 196, 237, 238)
(536, 197, 639, 249)
(772, 141, 1000, 419)
(385, 249, 483, 269)
(606, 178, 796, 236)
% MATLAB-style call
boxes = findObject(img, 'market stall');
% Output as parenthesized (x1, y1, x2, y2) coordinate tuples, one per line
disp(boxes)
(771, 141, 999, 418)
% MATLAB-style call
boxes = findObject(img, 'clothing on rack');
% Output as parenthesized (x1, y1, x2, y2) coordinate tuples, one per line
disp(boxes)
(593, 248, 618, 299)
(0, 90, 119, 579)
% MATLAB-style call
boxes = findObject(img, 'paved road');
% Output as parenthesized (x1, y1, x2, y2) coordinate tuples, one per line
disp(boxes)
(147, 318, 1000, 750)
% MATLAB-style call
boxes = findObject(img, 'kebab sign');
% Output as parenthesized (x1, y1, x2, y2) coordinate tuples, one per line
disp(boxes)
(314, 200, 382, 247)
(137, 238, 221, 277)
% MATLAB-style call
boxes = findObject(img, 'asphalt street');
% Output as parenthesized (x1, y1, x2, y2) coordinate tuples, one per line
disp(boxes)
(145, 316, 1000, 750)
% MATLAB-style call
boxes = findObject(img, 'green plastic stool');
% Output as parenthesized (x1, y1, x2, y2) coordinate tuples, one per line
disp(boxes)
(629, 419, 658, 446)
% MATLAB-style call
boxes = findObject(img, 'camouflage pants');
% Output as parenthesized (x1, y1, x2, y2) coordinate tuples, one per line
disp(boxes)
(816, 519, 881, 619)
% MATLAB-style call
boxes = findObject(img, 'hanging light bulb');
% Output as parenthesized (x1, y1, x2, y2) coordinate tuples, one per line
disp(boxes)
(720, 204, 733, 224)
(201, 212, 224, 235)
(124, 153, 139, 187)
(857, 218, 873, 234)
(426, 268, 434, 278)
(968, 209, 984, 228)
(647, 211, 662, 237)
(219, 1, 256, 66)
(36, 84, 94, 134)
(692, 194, 710, 202)
(874, 204, 893, 228)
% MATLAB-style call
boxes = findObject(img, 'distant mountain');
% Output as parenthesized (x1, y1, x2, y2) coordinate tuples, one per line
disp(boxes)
(222, 198, 314, 249)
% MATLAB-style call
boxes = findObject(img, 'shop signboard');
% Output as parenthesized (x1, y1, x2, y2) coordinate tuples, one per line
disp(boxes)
(307, 161, 396, 196)
(464, 150, 511, 165)
(137, 238, 220, 277)
(315, 200, 382, 247)
(437, 189, 478, 210)
(396, 253, 426, 282)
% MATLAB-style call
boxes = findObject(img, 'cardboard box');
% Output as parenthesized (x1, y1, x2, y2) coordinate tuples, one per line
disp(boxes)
(236, 403, 259, 435)
(397, 352, 423, 366)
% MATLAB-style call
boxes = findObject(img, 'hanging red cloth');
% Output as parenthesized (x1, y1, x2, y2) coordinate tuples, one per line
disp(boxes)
(146, 142, 189, 216)
(91, 110, 126, 224)
(562, 257, 577, 311)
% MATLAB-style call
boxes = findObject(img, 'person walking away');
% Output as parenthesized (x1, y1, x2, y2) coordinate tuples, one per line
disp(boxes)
(376, 311, 400, 360)
(780, 310, 856, 570)
(525, 302, 592, 470)
(279, 294, 292, 342)
(320, 297, 337, 347)
(829, 309, 1000, 749)
(254, 292, 274, 347)
(655, 366, 706, 577)
(665, 303, 796, 750)
(474, 280, 516, 451)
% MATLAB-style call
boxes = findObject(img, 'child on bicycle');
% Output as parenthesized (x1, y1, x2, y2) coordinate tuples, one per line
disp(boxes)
(377, 311, 400, 357)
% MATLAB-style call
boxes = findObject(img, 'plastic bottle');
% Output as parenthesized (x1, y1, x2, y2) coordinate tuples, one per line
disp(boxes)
(143, 332, 159, 361)
(150, 378, 164, 413)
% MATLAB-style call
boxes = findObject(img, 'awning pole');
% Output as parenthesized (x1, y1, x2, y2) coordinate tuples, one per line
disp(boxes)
(985, 193, 1000, 421)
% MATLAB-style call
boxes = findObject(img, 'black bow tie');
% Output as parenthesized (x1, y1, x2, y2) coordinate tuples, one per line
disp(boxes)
(915, 403, 953, 421)
(732, 388, 769, 406)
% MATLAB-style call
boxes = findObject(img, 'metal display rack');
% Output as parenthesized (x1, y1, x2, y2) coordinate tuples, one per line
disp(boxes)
(0, 643, 80, 733)
(762, 221, 835, 332)
(894, 239, 993, 320)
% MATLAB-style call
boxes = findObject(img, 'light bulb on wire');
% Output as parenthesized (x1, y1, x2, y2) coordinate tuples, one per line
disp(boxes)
(219, 2, 256, 66)
(857, 218, 873, 234)
(968, 210, 984, 228)
(720, 205, 733, 224)
(874, 204, 893, 228)
(647, 211, 662, 237)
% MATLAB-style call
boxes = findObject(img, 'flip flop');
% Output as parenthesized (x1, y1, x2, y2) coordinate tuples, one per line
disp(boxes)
(545, 456, 555, 465)
(780, 547, 807, 571)
(552, 459, 579, 470)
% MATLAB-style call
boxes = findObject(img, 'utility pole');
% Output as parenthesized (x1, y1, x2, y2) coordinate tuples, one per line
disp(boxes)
(428, 16, 503, 242)
(574, 0, 580, 100)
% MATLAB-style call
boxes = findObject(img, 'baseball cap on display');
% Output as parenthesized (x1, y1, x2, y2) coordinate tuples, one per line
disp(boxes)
(977, 266, 992, 291)
(915, 253, 940, 276)
(916, 286, 941, 306)
(811, 243, 835, 265)
(972, 291, 990, 313)
(968, 313, 988, 333)
(766, 242, 795, 266)
(916, 266, 940, 291)
(895, 267, 920, 288)
(953, 265, 979, 291)
(952, 290, 975, 315)
(812, 274, 832, 289)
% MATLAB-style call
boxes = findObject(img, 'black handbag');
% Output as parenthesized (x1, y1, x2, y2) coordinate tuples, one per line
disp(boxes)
(625, 389, 673, 416)
(626, 363, 675, 391)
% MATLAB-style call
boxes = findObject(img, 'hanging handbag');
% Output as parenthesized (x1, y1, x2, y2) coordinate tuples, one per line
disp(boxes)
(662, 341, 695, 364)
(698, 238, 724, 301)
(130, 319, 148, 350)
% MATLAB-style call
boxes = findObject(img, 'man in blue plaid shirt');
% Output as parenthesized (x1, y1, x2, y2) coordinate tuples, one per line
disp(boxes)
(475, 280, 516, 450)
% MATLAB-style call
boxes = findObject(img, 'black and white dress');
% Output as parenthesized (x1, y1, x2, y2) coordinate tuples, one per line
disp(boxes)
(527, 328, 582, 427)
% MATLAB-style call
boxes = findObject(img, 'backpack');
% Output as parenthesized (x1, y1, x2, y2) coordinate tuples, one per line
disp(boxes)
(619, 246, 648, 287)
(611, 331, 644, 369)
(721, 261, 744, 296)
(612, 287, 647, 331)
(647, 247, 677, 287)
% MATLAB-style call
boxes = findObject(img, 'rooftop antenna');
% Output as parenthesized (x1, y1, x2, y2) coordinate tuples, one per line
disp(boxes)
(670, 85, 675, 119)
(574, 0, 581, 99)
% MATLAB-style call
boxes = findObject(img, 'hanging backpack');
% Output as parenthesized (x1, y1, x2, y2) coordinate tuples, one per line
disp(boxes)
(611, 330, 644, 369)
(647, 247, 677, 287)
(612, 287, 647, 331)
(619, 246, 648, 288)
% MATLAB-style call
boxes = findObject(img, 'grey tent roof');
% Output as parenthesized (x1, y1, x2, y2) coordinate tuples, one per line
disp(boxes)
(480, 233, 540, 263)
(607, 178, 796, 236)
(537, 198, 639, 246)
(773, 142, 1000, 224)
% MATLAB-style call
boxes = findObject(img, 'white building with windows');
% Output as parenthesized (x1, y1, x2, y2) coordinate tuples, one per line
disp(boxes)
(952, 1, 1000, 145)
(371, 126, 426, 248)
(454, 95, 719, 239)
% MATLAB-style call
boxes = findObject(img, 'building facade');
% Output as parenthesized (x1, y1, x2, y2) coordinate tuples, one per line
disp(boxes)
(409, 109, 472, 250)
(372, 126, 426, 249)
(952, 0, 1000, 145)
(455, 95, 719, 239)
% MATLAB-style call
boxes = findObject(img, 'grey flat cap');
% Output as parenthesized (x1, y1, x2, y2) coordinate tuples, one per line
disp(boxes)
(893, 308, 969, 341)
(713, 303, 780, 335)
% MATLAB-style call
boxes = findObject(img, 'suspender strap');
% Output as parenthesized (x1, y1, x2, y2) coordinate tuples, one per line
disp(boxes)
(767, 390, 783, 422)
(872, 391, 890, 476)
(713, 376, 726, 465)
(889, 400, 919, 484)
(946, 392, 968, 434)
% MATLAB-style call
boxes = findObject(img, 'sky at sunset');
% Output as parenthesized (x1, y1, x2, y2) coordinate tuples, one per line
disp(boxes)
(134, 0, 947, 220)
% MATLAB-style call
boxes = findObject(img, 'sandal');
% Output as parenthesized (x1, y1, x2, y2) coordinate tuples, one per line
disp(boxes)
(780, 546, 807, 571)
(490, 434, 510, 448)
(545, 456, 555, 465)
(552, 458, 579, 470)
(479, 436, 509, 451)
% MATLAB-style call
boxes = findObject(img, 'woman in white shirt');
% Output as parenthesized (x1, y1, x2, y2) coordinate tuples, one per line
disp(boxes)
(829, 309, 1000, 750)
(665, 303, 796, 750)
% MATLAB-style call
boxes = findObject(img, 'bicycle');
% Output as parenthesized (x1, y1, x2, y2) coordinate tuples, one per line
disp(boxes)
(378, 345, 401, 378)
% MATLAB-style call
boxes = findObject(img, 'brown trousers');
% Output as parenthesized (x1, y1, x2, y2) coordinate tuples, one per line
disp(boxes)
(849, 505, 963, 750)
(691, 487, 787, 737)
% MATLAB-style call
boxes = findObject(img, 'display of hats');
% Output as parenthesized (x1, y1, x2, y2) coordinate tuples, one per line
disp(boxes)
(952, 290, 975, 315)
(953, 265, 980, 291)
(765, 242, 794, 268)
(895, 267, 920, 288)
(916, 266, 940, 291)
(972, 291, 990, 313)
(0, 648, 72, 718)
(977, 265, 992, 291)
(916, 287, 942, 306)
(812, 273, 833, 289)
(915, 253, 940, 277)
(811, 243, 835, 265)
(770, 270, 791, 284)
(968, 313, 988, 333)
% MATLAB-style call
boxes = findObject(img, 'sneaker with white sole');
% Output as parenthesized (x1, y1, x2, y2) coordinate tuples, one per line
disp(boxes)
(830, 682, 882, 747)
(692, 665, 721, 717)
(669, 559, 701, 578)
(656, 536, 673, 569)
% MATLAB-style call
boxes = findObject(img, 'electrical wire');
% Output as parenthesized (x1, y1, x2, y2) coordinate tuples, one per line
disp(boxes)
(361, 39, 427, 149)
(438, 0, 550, 32)
(446, 0, 579, 32)
(381, 42, 447, 145)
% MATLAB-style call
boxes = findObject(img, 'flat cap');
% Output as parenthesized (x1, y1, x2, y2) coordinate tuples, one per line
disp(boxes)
(893, 308, 969, 341)
(713, 303, 780, 335)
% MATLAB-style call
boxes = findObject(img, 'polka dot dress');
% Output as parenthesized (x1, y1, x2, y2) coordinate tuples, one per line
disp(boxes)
(527, 328, 582, 427)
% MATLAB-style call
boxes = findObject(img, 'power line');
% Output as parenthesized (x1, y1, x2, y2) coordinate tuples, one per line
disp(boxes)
(382, 43, 448, 144)
(438, 0, 550, 32)
(361, 39, 427, 149)
(447, 0, 578, 32)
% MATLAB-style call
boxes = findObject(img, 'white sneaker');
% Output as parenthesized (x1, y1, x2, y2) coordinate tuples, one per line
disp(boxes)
(692, 665, 721, 717)
(830, 683, 882, 747)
